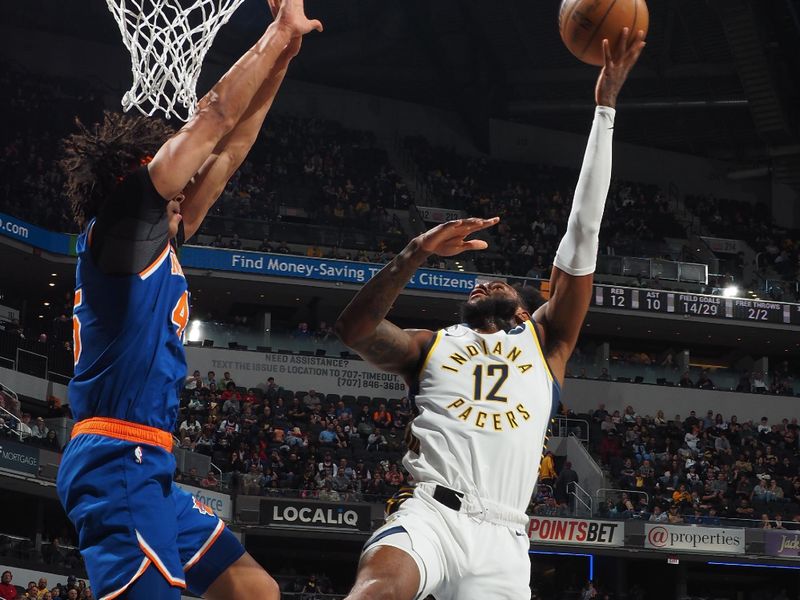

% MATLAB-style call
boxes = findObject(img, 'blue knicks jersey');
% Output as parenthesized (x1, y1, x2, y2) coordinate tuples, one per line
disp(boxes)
(70, 219, 189, 431)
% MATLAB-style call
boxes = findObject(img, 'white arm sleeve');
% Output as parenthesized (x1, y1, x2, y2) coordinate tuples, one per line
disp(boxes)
(552, 105, 615, 277)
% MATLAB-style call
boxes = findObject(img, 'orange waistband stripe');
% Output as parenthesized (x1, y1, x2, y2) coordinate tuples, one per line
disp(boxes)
(71, 417, 173, 452)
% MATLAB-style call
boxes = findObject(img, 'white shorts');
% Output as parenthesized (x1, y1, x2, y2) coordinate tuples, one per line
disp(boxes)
(361, 486, 531, 600)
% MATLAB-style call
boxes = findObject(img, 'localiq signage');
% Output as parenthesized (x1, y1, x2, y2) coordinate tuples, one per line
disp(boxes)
(259, 498, 372, 532)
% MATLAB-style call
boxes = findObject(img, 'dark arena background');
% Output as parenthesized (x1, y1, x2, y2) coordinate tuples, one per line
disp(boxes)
(1, 0, 800, 598)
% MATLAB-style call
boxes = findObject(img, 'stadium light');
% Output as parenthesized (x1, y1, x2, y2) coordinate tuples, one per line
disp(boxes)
(721, 285, 739, 298)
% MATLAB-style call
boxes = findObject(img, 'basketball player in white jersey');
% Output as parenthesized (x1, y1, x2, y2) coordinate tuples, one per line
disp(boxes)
(335, 29, 645, 600)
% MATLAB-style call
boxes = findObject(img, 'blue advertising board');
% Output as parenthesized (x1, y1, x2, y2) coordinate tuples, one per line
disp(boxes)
(0, 212, 74, 255)
(180, 246, 483, 294)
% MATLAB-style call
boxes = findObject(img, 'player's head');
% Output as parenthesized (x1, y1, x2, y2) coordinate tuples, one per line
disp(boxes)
(460, 281, 545, 330)
(60, 111, 173, 230)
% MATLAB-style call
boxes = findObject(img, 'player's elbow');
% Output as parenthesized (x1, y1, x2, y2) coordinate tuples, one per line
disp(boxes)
(263, 574, 280, 600)
(566, 217, 600, 241)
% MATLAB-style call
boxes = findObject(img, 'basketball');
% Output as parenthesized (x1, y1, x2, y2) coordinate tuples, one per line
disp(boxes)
(559, 0, 649, 66)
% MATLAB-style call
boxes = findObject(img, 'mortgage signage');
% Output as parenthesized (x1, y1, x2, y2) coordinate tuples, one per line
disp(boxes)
(0, 440, 40, 475)
(644, 524, 745, 554)
(528, 517, 624, 546)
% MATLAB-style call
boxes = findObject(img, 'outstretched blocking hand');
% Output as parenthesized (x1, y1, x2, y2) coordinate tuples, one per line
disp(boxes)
(416, 217, 499, 257)
(270, 0, 323, 37)
(595, 28, 646, 109)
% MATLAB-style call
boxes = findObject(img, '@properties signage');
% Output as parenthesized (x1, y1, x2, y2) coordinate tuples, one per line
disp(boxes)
(644, 523, 745, 554)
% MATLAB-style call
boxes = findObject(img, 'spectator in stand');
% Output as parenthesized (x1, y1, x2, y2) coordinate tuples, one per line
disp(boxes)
(600, 414, 616, 435)
(318, 422, 337, 447)
(372, 403, 392, 430)
(302, 389, 322, 410)
(735, 498, 755, 519)
(758, 417, 771, 434)
(185, 369, 204, 391)
(667, 505, 684, 524)
(34, 578, 48, 599)
(179, 412, 203, 440)
(581, 581, 597, 600)
(366, 429, 387, 452)
(335, 400, 353, 423)
(30, 417, 48, 439)
(18, 413, 33, 438)
(318, 452, 338, 478)
(263, 376, 281, 402)
(356, 404, 375, 439)
(555, 461, 579, 505)
(696, 370, 715, 390)
(201, 470, 219, 489)
(384, 462, 404, 489)
(592, 403, 609, 423)
(649, 506, 667, 522)
(221, 382, 242, 415)
(0, 571, 17, 600)
(41, 429, 61, 451)
(288, 397, 309, 425)
(292, 322, 312, 340)
(678, 371, 693, 387)
(672, 483, 691, 507)
(535, 497, 566, 517)
(539, 451, 557, 487)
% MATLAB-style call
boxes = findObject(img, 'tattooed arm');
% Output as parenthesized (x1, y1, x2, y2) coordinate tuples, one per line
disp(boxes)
(335, 218, 499, 379)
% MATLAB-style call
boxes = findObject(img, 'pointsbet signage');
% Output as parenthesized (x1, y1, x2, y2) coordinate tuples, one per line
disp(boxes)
(644, 524, 745, 554)
(259, 498, 372, 532)
(528, 517, 624, 546)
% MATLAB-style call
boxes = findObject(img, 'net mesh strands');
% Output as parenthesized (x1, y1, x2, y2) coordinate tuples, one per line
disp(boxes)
(106, 0, 246, 121)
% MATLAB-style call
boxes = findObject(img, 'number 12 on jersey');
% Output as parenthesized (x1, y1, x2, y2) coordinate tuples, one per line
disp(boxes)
(473, 364, 509, 402)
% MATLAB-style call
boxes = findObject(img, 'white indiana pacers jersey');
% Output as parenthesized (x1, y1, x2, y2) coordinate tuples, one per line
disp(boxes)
(403, 320, 559, 513)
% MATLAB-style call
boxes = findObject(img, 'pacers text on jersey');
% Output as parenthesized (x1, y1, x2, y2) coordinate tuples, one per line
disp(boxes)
(441, 339, 532, 374)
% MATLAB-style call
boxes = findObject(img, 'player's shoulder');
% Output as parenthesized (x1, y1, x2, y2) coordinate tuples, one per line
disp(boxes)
(440, 322, 533, 337)
(441, 323, 471, 338)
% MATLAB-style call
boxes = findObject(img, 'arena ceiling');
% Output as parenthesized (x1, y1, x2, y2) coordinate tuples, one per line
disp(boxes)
(5, 0, 800, 182)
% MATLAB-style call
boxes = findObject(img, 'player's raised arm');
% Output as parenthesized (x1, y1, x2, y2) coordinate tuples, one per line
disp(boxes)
(177, 0, 315, 239)
(147, 0, 322, 213)
(336, 218, 499, 379)
(535, 29, 645, 385)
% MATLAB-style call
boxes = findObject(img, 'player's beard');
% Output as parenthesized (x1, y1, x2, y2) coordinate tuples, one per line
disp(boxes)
(460, 295, 521, 331)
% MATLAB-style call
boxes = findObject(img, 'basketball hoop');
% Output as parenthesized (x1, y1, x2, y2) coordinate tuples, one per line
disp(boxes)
(106, 0, 247, 121)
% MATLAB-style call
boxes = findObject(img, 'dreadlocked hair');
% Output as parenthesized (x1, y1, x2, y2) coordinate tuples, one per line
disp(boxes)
(60, 111, 173, 227)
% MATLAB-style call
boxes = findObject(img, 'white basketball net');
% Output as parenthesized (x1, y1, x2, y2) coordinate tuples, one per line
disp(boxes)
(106, 0, 247, 121)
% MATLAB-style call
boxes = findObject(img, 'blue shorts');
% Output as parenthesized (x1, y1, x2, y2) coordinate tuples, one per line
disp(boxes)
(57, 434, 245, 599)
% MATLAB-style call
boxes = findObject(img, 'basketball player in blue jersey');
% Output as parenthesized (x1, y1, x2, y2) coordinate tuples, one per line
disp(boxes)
(336, 29, 645, 600)
(55, 2, 321, 599)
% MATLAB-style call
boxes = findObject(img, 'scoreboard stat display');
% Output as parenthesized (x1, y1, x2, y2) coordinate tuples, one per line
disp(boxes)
(592, 286, 800, 325)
